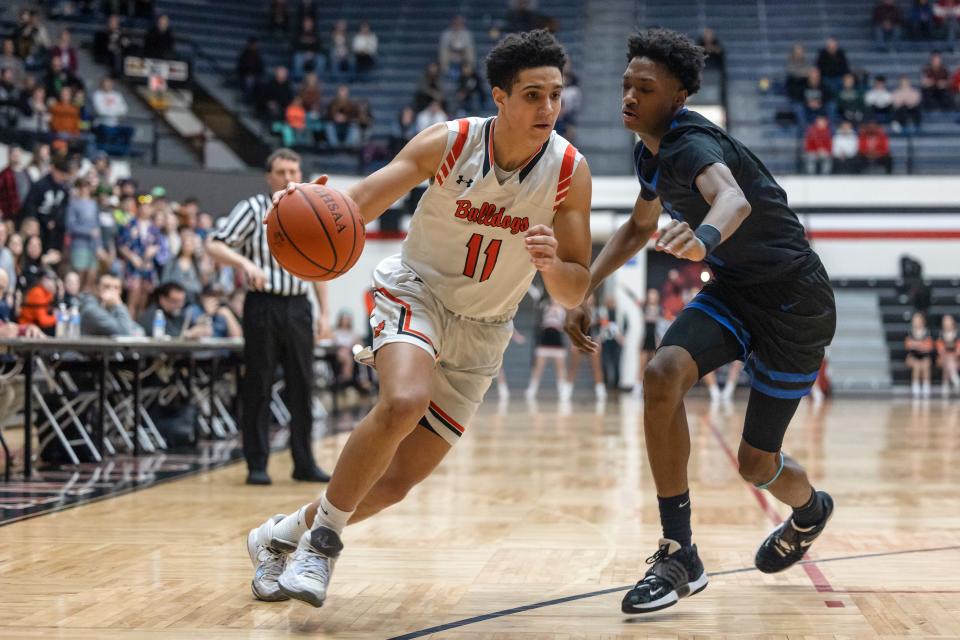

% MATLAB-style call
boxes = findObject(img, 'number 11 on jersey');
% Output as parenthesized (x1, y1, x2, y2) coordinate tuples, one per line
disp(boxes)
(462, 233, 501, 282)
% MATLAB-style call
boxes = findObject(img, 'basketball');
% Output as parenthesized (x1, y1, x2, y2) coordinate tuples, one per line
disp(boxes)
(265, 183, 365, 281)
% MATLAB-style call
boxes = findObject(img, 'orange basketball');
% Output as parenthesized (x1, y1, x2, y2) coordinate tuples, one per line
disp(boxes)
(265, 183, 365, 281)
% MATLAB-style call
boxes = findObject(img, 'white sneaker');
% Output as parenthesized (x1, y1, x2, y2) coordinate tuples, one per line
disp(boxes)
(277, 526, 343, 608)
(594, 383, 607, 401)
(247, 514, 291, 602)
(912, 381, 921, 397)
(525, 385, 537, 401)
(721, 383, 736, 402)
(497, 383, 510, 401)
(923, 381, 932, 397)
(559, 382, 573, 402)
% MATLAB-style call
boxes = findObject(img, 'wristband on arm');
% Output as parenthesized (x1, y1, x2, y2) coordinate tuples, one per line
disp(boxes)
(694, 224, 722, 256)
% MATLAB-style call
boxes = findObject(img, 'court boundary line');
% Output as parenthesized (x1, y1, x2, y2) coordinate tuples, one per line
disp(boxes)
(386, 545, 960, 640)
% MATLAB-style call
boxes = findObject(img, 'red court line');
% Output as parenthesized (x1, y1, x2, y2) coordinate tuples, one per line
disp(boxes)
(704, 415, 842, 606)
(809, 230, 960, 239)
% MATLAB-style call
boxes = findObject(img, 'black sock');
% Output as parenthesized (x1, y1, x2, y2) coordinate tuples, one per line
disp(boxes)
(792, 489, 824, 527)
(658, 490, 692, 547)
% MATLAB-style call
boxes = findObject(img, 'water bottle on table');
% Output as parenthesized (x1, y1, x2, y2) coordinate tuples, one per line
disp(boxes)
(152, 309, 166, 338)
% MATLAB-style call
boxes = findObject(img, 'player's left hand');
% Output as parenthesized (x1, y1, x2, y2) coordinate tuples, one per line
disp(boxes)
(655, 220, 706, 262)
(525, 224, 559, 272)
(265, 175, 330, 223)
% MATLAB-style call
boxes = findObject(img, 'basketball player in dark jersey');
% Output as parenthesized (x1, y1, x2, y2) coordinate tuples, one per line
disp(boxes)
(565, 28, 836, 614)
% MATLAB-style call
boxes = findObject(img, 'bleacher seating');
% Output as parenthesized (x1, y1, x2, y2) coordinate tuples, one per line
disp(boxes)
(638, 0, 960, 175)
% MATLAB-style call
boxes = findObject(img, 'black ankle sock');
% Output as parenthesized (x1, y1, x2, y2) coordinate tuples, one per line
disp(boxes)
(792, 489, 824, 527)
(658, 490, 692, 547)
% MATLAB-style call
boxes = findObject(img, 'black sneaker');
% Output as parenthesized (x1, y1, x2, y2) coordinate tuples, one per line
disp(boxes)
(755, 490, 834, 574)
(621, 538, 709, 614)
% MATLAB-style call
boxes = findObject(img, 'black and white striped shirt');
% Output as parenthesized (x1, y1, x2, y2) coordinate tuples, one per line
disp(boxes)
(212, 193, 310, 296)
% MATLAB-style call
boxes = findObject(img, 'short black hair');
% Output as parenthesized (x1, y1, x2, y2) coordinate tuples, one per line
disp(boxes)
(155, 281, 185, 298)
(627, 28, 705, 96)
(484, 29, 567, 93)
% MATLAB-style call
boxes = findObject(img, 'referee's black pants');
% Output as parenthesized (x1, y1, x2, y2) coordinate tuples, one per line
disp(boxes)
(241, 292, 318, 474)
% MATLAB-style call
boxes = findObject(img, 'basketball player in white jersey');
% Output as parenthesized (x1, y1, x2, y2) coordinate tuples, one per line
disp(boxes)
(245, 30, 593, 608)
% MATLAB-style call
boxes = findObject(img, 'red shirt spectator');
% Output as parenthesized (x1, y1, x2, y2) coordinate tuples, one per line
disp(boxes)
(804, 119, 833, 153)
(952, 68, 960, 93)
(859, 123, 890, 158)
(19, 279, 56, 332)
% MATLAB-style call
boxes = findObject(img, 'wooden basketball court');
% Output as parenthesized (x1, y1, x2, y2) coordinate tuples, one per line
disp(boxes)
(1, 395, 959, 638)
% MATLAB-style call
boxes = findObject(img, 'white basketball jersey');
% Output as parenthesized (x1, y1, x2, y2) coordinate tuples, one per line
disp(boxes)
(402, 117, 583, 319)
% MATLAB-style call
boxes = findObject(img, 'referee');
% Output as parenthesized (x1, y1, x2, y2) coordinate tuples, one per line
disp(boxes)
(207, 148, 331, 485)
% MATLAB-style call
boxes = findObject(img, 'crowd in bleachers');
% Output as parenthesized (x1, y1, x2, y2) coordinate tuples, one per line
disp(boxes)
(0, 142, 247, 343)
(241, 1, 582, 159)
(771, 1, 960, 174)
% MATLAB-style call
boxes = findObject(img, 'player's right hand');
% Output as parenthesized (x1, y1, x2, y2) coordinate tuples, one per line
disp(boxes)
(267, 174, 330, 217)
(243, 260, 267, 290)
(565, 304, 599, 353)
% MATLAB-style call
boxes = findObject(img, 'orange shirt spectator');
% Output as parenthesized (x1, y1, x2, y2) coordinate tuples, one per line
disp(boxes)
(19, 282, 56, 332)
(286, 98, 306, 129)
(49, 87, 80, 135)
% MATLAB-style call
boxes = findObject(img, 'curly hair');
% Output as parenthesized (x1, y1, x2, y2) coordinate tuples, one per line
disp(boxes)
(484, 29, 567, 93)
(627, 28, 705, 96)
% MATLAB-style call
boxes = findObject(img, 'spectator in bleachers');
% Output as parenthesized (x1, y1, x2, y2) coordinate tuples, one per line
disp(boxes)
(92, 14, 131, 75)
(857, 120, 894, 173)
(23, 157, 71, 252)
(873, 0, 904, 50)
(291, 15, 324, 82)
(785, 43, 811, 104)
(66, 177, 100, 290)
(6, 233, 24, 290)
(698, 27, 725, 70)
(268, 0, 289, 34)
(0, 265, 12, 313)
(258, 66, 293, 124)
(0, 39, 26, 86)
(295, 0, 318, 25)
(298, 71, 323, 117)
(0, 226, 15, 292)
(816, 37, 850, 96)
(556, 68, 581, 141)
(25, 144, 49, 183)
(0, 147, 31, 225)
(799, 67, 833, 124)
(62, 270, 81, 307)
(864, 75, 894, 121)
(910, 0, 937, 39)
(79, 272, 142, 336)
(325, 84, 360, 148)
(455, 64, 485, 115)
(19, 235, 55, 295)
(95, 185, 119, 272)
(161, 226, 202, 303)
(415, 99, 447, 133)
(952, 65, 960, 104)
(119, 193, 166, 318)
(44, 55, 82, 99)
(49, 86, 83, 150)
(235, 38, 265, 101)
(18, 268, 57, 335)
(143, 14, 175, 59)
(892, 75, 923, 133)
(390, 105, 417, 155)
(804, 115, 833, 174)
(505, 0, 539, 33)
(937, 314, 960, 396)
(92, 76, 133, 154)
(355, 98, 374, 143)
(282, 95, 308, 147)
(352, 21, 378, 77)
(934, 0, 960, 48)
(14, 9, 51, 69)
(905, 311, 934, 397)
(921, 51, 952, 109)
(439, 16, 476, 81)
(413, 62, 445, 113)
(51, 29, 78, 74)
(832, 120, 860, 173)
(0, 68, 23, 136)
(328, 20, 354, 83)
(836, 73, 866, 124)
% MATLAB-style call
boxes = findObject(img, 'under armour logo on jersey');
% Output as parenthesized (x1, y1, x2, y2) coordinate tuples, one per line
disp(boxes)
(456, 175, 474, 187)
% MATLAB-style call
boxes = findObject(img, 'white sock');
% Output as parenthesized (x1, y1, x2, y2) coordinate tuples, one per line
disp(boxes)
(272, 505, 310, 546)
(312, 492, 354, 535)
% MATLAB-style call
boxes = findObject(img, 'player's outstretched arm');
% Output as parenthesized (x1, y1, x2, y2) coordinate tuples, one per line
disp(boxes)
(655, 163, 751, 261)
(532, 159, 593, 309)
(268, 123, 449, 225)
(564, 191, 659, 353)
